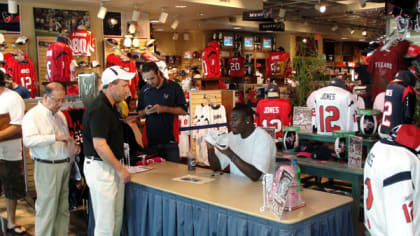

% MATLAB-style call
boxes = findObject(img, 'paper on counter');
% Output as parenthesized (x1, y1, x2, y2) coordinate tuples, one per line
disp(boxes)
(127, 166, 153, 174)
(172, 175, 215, 184)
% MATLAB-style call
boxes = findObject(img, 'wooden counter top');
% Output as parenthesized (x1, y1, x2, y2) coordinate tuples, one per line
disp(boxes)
(129, 162, 353, 225)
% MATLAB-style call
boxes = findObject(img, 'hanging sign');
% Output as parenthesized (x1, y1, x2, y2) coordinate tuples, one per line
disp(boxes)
(259, 22, 285, 32)
(243, 9, 273, 21)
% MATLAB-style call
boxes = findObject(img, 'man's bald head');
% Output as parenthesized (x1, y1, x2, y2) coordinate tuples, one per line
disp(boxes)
(43, 82, 65, 96)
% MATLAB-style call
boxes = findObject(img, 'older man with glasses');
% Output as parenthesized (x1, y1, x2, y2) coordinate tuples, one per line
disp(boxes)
(22, 82, 79, 236)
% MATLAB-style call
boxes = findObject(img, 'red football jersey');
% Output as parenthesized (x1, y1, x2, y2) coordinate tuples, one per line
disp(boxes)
(266, 51, 291, 78)
(106, 53, 139, 98)
(228, 56, 245, 77)
(69, 30, 95, 56)
(46, 42, 73, 82)
(6, 56, 37, 98)
(255, 98, 292, 141)
(367, 40, 409, 101)
(202, 41, 221, 78)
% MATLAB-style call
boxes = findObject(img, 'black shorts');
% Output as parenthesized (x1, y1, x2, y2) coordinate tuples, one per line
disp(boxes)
(0, 160, 26, 200)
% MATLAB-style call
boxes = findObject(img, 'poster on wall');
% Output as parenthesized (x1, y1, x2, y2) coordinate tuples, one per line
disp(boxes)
(103, 12, 121, 36)
(0, 3, 21, 32)
(33, 8, 90, 36)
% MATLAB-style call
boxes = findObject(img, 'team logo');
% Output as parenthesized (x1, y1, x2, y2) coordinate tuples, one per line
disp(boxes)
(163, 93, 169, 99)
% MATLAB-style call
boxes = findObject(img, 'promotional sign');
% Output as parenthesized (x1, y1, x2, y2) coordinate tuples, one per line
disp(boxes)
(243, 9, 273, 21)
(259, 22, 285, 32)
(0, 3, 20, 32)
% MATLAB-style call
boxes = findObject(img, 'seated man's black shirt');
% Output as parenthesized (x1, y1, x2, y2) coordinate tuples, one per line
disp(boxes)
(82, 91, 124, 160)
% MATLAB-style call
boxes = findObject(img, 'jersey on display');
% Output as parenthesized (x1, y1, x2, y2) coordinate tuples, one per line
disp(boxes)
(46, 42, 73, 82)
(255, 98, 292, 141)
(69, 30, 95, 56)
(202, 41, 221, 78)
(364, 125, 420, 236)
(379, 81, 416, 136)
(312, 86, 358, 135)
(5, 55, 37, 98)
(367, 40, 409, 101)
(266, 51, 291, 78)
(106, 53, 139, 98)
(228, 56, 245, 77)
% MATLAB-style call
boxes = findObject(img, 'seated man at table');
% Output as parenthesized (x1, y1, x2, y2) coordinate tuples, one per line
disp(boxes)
(206, 104, 276, 181)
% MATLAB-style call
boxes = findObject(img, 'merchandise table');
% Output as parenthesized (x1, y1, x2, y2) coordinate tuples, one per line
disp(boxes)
(89, 162, 354, 236)
(285, 154, 363, 234)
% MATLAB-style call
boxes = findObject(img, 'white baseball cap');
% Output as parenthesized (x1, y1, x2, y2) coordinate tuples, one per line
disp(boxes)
(0, 52, 3, 63)
(101, 66, 135, 88)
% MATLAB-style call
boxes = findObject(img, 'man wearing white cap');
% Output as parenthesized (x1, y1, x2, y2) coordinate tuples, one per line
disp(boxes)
(82, 66, 135, 235)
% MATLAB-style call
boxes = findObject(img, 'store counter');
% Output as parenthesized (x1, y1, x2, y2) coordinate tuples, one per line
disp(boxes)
(89, 162, 354, 236)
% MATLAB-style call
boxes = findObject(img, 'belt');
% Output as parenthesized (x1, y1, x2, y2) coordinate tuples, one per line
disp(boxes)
(86, 156, 103, 161)
(33, 157, 70, 164)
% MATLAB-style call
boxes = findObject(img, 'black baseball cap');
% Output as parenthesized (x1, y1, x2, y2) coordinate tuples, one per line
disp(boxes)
(329, 78, 347, 90)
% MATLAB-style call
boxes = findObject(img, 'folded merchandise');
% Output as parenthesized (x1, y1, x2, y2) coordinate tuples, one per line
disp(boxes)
(91, 60, 100, 68)
(16, 36, 28, 45)
(205, 130, 229, 150)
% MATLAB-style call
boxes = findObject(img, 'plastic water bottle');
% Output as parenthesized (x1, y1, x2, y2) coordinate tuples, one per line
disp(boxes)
(292, 159, 301, 191)
(187, 151, 196, 171)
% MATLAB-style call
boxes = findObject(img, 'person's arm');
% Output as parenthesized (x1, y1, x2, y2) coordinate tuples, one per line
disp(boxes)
(206, 143, 221, 171)
(149, 105, 187, 115)
(216, 147, 262, 181)
(126, 117, 144, 148)
(0, 125, 21, 142)
(93, 137, 131, 183)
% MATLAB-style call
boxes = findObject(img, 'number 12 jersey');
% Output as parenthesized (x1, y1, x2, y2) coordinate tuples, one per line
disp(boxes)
(313, 86, 358, 135)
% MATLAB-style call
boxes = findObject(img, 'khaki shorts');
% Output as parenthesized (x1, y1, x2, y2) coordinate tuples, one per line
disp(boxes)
(0, 160, 26, 200)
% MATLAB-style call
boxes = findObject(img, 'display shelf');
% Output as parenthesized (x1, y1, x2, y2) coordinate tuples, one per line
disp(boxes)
(298, 132, 377, 151)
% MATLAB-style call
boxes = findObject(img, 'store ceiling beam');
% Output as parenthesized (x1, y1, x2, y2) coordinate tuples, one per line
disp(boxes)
(180, 0, 263, 10)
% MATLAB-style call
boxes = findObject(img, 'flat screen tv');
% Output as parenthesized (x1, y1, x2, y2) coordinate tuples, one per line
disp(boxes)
(263, 38, 272, 49)
(244, 36, 253, 49)
(223, 35, 233, 47)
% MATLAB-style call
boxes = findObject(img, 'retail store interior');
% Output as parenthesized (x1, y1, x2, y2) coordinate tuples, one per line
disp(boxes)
(0, 0, 419, 235)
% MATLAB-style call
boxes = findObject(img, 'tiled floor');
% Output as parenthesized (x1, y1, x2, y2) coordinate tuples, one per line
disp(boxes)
(0, 197, 88, 236)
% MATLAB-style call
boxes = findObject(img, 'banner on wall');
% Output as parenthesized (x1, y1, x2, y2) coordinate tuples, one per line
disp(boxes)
(103, 12, 121, 36)
(0, 3, 21, 33)
(33, 8, 90, 36)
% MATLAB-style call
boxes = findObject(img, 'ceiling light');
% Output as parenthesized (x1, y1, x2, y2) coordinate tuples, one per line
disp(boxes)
(175, 5, 187, 8)
(97, 3, 107, 19)
(159, 9, 168, 24)
(155, 28, 165, 32)
(171, 19, 179, 30)
(315, 4, 326, 13)
(199, 12, 205, 16)
(233, 27, 241, 30)
(341, 37, 348, 40)
(302, 38, 307, 43)
(362, 30, 367, 36)
(132, 9, 140, 21)
(172, 33, 179, 40)
(358, 0, 366, 8)
(150, 19, 160, 23)
(331, 24, 338, 32)
(8, 0, 17, 14)
(349, 28, 355, 34)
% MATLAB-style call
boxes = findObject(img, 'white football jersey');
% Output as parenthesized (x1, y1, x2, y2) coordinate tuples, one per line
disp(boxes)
(313, 86, 358, 135)
(209, 105, 228, 133)
(364, 140, 420, 236)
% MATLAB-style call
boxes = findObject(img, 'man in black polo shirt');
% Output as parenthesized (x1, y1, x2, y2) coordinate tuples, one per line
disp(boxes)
(138, 62, 187, 162)
(82, 66, 135, 236)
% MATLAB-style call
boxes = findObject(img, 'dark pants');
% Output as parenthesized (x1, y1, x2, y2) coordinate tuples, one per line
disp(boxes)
(146, 142, 180, 163)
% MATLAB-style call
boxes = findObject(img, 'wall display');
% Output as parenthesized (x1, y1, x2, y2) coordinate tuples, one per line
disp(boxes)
(33, 8, 90, 36)
(244, 36, 253, 49)
(223, 35, 233, 47)
(103, 12, 121, 36)
(0, 3, 20, 32)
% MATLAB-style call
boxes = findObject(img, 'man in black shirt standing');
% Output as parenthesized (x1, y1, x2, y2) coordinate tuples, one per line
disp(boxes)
(82, 66, 135, 236)
(138, 62, 187, 162)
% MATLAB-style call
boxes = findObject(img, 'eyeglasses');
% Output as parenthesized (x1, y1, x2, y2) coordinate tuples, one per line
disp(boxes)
(48, 96, 65, 104)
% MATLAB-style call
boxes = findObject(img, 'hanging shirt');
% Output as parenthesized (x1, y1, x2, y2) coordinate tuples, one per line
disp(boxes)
(69, 29, 95, 56)
(313, 86, 358, 135)
(46, 42, 73, 82)
(255, 98, 292, 141)
(202, 41, 221, 78)
(6, 56, 37, 98)
(266, 51, 291, 78)
(228, 56, 245, 77)
(106, 53, 139, 97)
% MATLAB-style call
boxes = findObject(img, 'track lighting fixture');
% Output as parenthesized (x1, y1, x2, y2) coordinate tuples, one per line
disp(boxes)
(97, 2, 107, 19)
(132, 9, 140, 21)
(171, 19, 179, 30)
(159, 8, 168, 24)
(8, 0, 17, 14)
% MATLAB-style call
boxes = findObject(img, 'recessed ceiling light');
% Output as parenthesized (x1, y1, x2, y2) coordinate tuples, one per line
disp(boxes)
(175, 5, 187, 8)
(150, 19, 160, 23)
(362, 30, 367, 36)
(233, 27, 241, 30)
(341, 37, 348, 40)
(155, 28, 165, 31)
(358, 38, 365, 41)
(199, 12, 205, 16)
